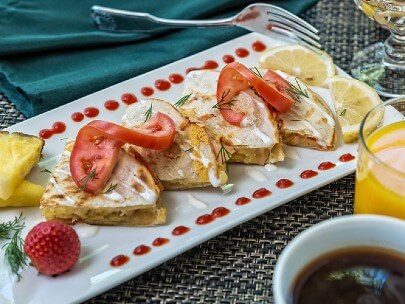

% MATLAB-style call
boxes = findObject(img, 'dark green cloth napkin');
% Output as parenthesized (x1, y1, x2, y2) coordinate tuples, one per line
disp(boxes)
(0, 0, 317, 118)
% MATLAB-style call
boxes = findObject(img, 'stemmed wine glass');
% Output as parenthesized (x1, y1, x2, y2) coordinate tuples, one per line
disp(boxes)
(352, 0, 405, 97)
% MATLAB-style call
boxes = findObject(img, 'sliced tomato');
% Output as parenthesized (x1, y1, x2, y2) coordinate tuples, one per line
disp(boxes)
(263, 70, 290, 92)
(216, 62, 294, 126)
(70, 112, 175, 194)
(70, 125, 123, 194)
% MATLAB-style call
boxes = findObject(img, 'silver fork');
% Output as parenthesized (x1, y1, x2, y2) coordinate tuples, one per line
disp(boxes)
(91, 3, 321, 49)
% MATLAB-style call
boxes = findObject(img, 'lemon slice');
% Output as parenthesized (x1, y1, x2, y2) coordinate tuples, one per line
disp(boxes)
(259, 44, 335, 87)
(329, 76, 383, 143)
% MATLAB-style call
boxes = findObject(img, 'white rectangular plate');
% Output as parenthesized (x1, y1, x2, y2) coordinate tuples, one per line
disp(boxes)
(1, 32, 364, 304)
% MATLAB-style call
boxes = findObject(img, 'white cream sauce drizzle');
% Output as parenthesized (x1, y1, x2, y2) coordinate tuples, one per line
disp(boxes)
(253, 127, 272, 144)
(244, 167, 268, 182)
(186, 194, 208, 209)
(103, 190, 124, 202)
(284, 147, 301, 160)
(208, 169, 221, 187)
(74, 223, 100, 238)
(264, 164, 277, 172)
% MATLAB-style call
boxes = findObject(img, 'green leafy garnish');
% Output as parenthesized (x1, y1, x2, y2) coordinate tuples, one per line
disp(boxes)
(212, 89, 235, 110)
(174, 94, 191, 108)
(339, 108, 347, 117)
(40, 168, 52, 174)
(286, 78, 309, 103)
(144, 104, 153, 122)
(216, 140, 232, 172)
(104, 183, 118, 194)
(250, 67, 263, 78)
(78, 168, 96, 191)
(0, 213, 25, 240)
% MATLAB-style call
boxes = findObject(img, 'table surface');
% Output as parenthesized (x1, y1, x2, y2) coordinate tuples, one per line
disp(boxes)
(0, 0, 388, 303)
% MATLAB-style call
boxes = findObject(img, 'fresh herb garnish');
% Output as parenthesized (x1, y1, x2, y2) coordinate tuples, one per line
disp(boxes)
(174, 94, 191, 108)
(104, 183, 117, 194)
(144, 104, 153, 122)
(40, 169, 52, 174)
(183, 147, 193, 153)
(212, 89, 235, 110)
(78, 168, 96, 190)
(216, 140, 232, 172)
(286, 78, 309, 103)
(339, 108, 347, 117)
(250, 67, 263, 78)
(0, 214, 28, 279)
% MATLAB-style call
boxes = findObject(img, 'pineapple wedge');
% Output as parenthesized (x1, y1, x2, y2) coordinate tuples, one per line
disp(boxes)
(0, 180, 45, 207)
(0, 132, 44, 199)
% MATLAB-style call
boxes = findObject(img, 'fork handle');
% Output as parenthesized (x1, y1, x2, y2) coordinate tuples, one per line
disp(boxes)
(91, 5, 234, 32)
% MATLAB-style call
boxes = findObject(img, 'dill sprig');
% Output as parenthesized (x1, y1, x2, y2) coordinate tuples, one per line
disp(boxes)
(40, 168, 52, 174)
(78, 168, 96, 191)
(1, 214, 27, 280)
(174, 94, 191, 108)
(144, 104, 153, 122)
(183, 147, 193, 153)
(3, 230, 27, 280)
(0, 214, 25, 240)
(216, 141, 232, 172)
(104, 183, 117, 194)
(339, 108, 347, 117)
(250, 67, 263, 78)
(286, 78, 309, 103)
(212, 89, 235, 110)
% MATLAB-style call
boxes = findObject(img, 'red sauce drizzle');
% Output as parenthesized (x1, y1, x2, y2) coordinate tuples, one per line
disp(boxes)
(339, 153, 355, 162)
(211, 207, 230, 218)
(252, 40, 266, 52)
(39, 129, 53, 139)
(276, 179, 294, 189)
(252, 188, 272, 198)
(141, 87, 154, 96)
(52, 122, 66, 134)
(222, 55, 235, 64)
(318, 161, 336, 170)
(186, 60, 219, 74)
(110, 254, 129, 267)
(235, 197, 252, 206)
(84, 107, 99, 118)
(300, 170, 318, 179)
(133, 245, 151, 256)
(172, 225, 190, 236)
(71, 112, 84, 122)
(169, 73, 184, 84)
(121, 93, 138, 105)
(235, 48, 249, 58)
(152, 237, 169, 247)
(154, 79, 171, 91)
(104, 100, 119, 111)
(196, 214, 214, 225)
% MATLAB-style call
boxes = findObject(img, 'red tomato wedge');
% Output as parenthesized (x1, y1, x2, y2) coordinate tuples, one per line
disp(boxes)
(216, 62, 294, 126)
(70, 112, 175, 194)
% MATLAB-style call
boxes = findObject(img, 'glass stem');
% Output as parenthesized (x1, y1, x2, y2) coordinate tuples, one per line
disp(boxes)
(384, 31, 405, 67)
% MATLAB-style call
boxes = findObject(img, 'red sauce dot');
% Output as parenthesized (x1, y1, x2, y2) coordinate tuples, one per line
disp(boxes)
(172, 225, 190, 236)
(252, 40, 267, 52)
(121, 93, 138, 105)
(155, 79, 171, 91)
(235, 48, 249, 58)
(339, 153, 355, 162)
(110, 254, 129, 267)
(133, 245, 151, 256)
(318, 161, 336, 170)
(276, 179, 294, 189)
(39, 129, 53, 139)
(71, 112, 84, 122)
(52, 122, 66, 134)
(212, 207, 230, 218)
(196, 214, 214, 225)
(235, 197, 252, 206)
(152, 237, 169, 247)
(84, 107, 99, 118)
(186, 60, 219, 74)
(169, 73, 184, 84)
(104, 100, 119, 111)
(222, 55, 235, 64)
(141, 87, 154, 96)
(252, 188, 272, 198)
(300, 170, 318, 179)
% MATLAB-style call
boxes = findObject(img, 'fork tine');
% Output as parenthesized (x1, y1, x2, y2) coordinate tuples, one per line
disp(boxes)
(262, 3, 319, 34)
(268, 15, 320, 41)
(269, 24, 322, 49)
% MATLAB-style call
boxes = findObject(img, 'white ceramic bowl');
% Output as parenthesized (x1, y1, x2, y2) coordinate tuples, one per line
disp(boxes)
(273, 215, 405, 304)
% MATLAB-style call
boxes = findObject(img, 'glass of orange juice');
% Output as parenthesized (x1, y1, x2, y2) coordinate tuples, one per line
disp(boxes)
(355, 96, 405, 219)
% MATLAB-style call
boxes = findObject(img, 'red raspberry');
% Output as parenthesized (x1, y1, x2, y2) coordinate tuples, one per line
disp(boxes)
(24, 221, 81, 276)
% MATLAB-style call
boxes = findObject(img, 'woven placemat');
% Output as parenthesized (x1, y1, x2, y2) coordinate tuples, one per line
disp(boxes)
(0, 0, 388, 303)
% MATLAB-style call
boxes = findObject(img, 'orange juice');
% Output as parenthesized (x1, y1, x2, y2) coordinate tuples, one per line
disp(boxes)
(355, 120, 405, 219)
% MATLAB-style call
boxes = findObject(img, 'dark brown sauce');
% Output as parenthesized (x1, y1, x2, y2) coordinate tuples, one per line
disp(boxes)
(291, 247, 405, 304)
